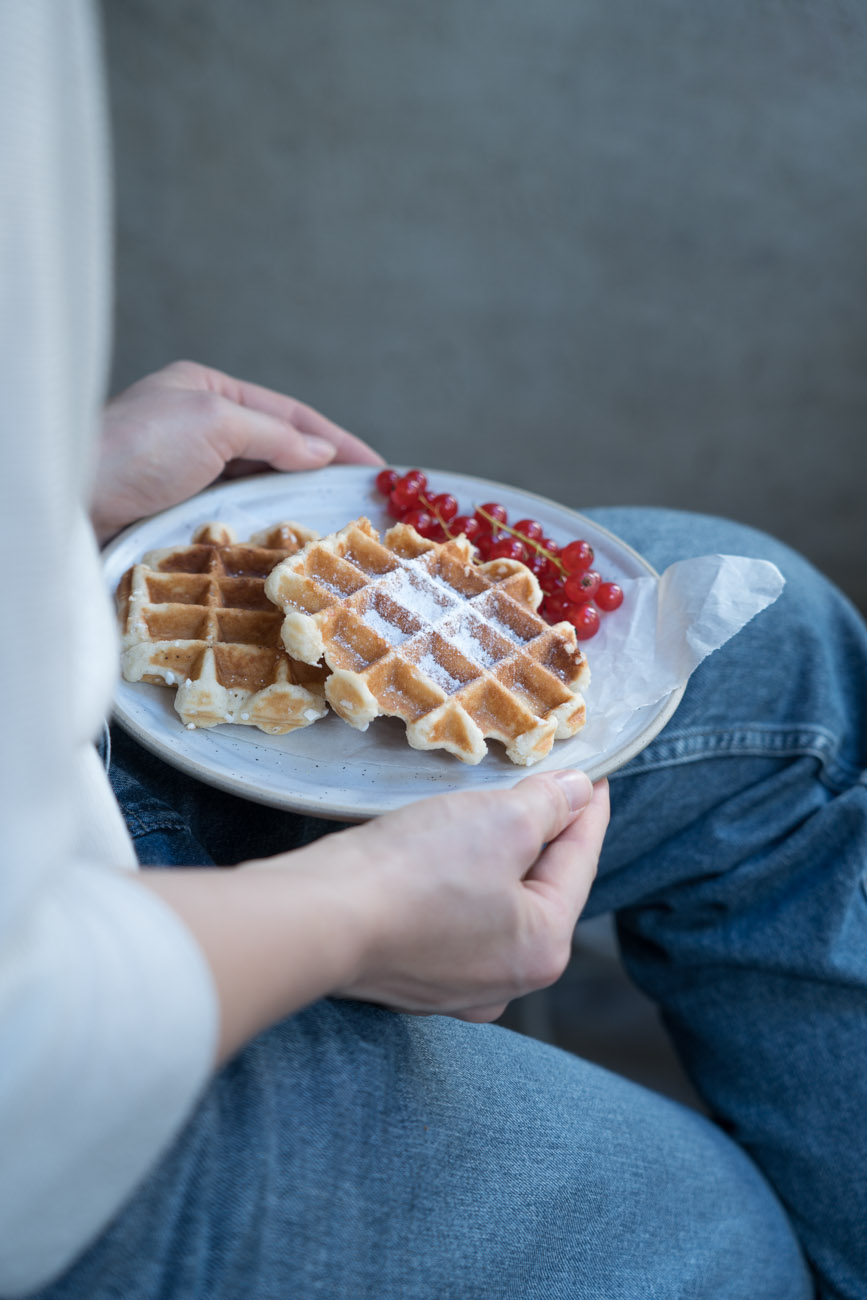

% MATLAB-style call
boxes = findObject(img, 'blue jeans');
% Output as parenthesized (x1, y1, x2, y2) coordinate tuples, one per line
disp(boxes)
(38, 509, 867, 1299)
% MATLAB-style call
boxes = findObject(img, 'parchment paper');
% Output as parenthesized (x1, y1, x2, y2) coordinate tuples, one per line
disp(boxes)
(568, 554, 785, 762)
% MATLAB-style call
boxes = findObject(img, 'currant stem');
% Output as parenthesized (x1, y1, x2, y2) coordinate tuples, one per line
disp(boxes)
(407, 494, 565, 579)
(473, 505, 566, 573)
(418, 492, 454, 537)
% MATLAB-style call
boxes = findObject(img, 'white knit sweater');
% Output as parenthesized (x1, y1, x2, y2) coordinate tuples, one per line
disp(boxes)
(0, 4, 217, 1292)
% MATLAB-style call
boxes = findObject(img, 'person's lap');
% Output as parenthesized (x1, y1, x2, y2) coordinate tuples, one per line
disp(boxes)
(46, 507, 867, 1298)
(36, 1000, 808, 1300)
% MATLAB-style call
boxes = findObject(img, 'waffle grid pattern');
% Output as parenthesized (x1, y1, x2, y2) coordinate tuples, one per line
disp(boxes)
(117, 522, 328, 733)
(265, 518, 589, 765)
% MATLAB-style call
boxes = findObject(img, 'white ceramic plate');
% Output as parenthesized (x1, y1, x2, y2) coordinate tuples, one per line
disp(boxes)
(103, 467, 683, 820)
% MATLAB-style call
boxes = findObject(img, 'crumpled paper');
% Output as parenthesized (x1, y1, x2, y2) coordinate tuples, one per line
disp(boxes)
(567, 554, 785, 762)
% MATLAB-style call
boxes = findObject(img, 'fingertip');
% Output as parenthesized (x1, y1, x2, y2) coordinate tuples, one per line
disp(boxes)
(549, 769, 593, 813)
(592, 777, 611, 814)
(302, 434, 338, 464)
(332, 443, 387, 467)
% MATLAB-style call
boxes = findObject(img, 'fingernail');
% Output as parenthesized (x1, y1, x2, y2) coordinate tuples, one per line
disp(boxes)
(303, 434, 337, 462)
(551, 770, 593, 811)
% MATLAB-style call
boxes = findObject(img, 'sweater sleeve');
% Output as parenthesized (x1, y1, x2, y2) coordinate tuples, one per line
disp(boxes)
(0, 864, 218, 1295)
(0, 4, 218, 1293)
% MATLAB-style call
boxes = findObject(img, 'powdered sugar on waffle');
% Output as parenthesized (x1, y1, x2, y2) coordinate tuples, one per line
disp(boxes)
(438, 609, 503, 669)
(377, 563, 457, 622)
(414, 652, 463, 695)
(361, 605, 414, 646)
(264, 517, 590, 765)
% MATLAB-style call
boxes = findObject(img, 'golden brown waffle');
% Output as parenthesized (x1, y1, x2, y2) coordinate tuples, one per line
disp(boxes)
(117, 521, 329, 734)
(264, 517, 590, 765)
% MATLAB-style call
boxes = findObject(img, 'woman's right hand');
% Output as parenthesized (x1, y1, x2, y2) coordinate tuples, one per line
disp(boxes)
(138, 771, 609, 1063)
(326, 770, 610, 1022)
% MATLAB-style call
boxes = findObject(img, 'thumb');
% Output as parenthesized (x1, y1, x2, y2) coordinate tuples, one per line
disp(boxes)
(506, 768, 595, 855)
(213, 400, 338, 471)
(525, 779, 610, 898)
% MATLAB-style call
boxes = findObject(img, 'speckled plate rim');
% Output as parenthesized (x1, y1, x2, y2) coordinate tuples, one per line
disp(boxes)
(103, 467, 685, 820)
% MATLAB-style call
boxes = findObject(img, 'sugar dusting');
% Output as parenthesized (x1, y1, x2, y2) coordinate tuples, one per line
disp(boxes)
(439, 609, 501, 668)
(371, 556, 536, 666)
(415, 652, 462, 695)
(379, 563, 456, 624)
(311, 572, 350, 596)
(363, 604, 413, 645)
(481, 610, 530, 644)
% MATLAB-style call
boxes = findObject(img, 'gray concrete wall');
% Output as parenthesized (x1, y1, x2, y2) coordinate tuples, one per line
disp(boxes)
(102, 1, 867, 612)
(102, 1, 867, 611)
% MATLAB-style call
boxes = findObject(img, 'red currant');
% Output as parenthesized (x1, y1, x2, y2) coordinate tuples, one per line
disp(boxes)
(564, 570, 600, 604)
(514, 518, 543, 541)
(561, 539, 594, 573)
(542, 593, 571, 622)
(567, 603, 600, 639)
(376, 468, 398, 495)
(489, 537, 527, 562)
(476, 502, 508, 530)
(402, 508, 434, 535)
(450, 515, 482, 543)
(539, 561, 564, 593)
(430, 492, 459, 522)
(596, 581, 624, 612)
(391, 475, 423, 509)
(474, 532, 494, 559)
(404, 468, 427, 490)
(540, 537, 559, 558)
(387, 490, 409, 519)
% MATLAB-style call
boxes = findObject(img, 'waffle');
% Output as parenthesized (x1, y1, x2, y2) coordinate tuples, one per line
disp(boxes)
(117, 521, 330, 733)
(264, 517, 590, 765)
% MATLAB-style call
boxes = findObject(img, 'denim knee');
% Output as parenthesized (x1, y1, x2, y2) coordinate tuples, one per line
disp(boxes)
(589, 506, 867, 788)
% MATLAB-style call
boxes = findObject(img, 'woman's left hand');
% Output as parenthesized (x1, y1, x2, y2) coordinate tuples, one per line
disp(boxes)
(91, 359, 384, 543)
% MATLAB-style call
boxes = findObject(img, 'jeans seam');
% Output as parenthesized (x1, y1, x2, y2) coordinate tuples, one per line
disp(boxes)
(124, 810, 190, 840)
(610, 723, 862, 792)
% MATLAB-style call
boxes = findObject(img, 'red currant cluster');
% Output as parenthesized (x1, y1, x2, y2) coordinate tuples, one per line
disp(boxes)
(375, 468, 624, 639)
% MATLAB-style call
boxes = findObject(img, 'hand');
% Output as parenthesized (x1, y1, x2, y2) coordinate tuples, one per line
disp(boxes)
(90, 360, 384, 542)
(140, 771, 609, 1063)
(329, 771, 610, 1022)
